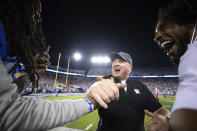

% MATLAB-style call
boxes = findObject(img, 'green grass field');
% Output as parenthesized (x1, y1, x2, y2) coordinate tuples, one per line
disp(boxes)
(43, 95, 175, 131)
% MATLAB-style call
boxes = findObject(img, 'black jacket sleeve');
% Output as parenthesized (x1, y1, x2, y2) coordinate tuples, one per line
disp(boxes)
(144, 85, 162, 112)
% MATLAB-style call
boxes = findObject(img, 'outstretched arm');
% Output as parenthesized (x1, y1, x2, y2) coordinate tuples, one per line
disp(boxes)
(0, 60, 126, 131)
(0, 60, 90, 131)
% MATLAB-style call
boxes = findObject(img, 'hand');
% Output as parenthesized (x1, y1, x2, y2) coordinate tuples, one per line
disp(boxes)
(85, 77, 126, 109)
(144, 109, 169, 131)
(34, 46, 50, 74)
(13, 72, 25, 78)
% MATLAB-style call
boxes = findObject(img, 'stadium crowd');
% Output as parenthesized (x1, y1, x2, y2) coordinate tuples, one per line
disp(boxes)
(35, 71, 96, 93)
(132, 66, 178, 76)
(22, 66, 179, 95)
(136, 78, 178, 94)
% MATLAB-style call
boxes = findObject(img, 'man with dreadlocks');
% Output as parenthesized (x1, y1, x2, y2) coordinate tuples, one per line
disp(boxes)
(144, 0, 197, 130)
(0, 0, 126, 131)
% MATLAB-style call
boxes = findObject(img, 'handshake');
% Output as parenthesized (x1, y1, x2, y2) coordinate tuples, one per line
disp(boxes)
(85, 77, 127, 109)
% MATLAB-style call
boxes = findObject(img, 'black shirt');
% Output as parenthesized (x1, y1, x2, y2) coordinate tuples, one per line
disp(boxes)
(97, 76, 162, 131)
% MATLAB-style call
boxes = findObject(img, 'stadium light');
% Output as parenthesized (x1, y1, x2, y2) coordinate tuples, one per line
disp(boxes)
(91, 56, 97, 63)
(103, 56, 110, 63)
(98, 56, 103, 63)
(91, 56, 110, 64)
(73, 52, 82, 61)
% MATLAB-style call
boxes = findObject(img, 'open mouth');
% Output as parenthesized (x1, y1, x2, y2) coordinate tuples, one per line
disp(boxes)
(160, 40, 174, 55)
(114, 68, 120, 73)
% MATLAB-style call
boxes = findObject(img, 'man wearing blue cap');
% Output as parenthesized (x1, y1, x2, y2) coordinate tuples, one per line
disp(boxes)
(96, 51, 170, 131)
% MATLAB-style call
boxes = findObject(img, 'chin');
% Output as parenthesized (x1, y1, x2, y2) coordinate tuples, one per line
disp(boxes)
(169, 56, 180, 65)
(113, 75, 120, 79)
(113, 75, 119, 78)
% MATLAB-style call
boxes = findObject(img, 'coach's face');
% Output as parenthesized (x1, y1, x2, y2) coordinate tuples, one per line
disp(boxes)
(112, 58, 132, 80)
(154, 19, 191, 65)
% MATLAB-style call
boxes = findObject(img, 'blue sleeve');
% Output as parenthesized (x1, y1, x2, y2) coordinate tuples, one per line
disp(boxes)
(0, 22, 8, 59)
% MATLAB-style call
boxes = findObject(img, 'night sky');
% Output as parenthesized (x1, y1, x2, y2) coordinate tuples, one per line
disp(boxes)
(42, 0, 174, 71)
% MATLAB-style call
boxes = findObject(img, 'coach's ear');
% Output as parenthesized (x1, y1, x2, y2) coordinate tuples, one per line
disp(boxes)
(127, 63, 132, 74)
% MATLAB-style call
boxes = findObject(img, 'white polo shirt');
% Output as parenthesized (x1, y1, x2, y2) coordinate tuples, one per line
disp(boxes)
(171, 40, 197, 113)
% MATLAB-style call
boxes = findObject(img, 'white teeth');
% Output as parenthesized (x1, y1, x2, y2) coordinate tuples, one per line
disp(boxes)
(167, 48, 173, 56)
(161, 41, 171, 47)
(115, 69, 120, 72)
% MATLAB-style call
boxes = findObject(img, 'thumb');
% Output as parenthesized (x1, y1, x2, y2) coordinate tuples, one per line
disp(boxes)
(144, 109, 153, 118)
(45, 45, 50, 53)
(110, 77, 115, 83)
(96, 77, 103, 81)
(115, 83, 127, 89)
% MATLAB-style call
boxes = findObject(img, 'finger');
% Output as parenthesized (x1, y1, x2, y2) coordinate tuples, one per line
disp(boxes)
(37, 66, 47, 70)
(37, 57, 50, 65)
(146, 119, 157, 127)
(111, 83, 119, 100)
(107, 79, 122, 100)
(94, 86, 111, 103)
(43, 52, 50, 58)
(98, 79, 118, 101)
(36, 68, 46, 74)
(36, 64, 48, 73)
(102, 79, 117, 100)
(37, 64, 47, 68)
(144, 109, 154, 117)
(92, 93, 108, 109)
(39, 53, 50, 60)
(102, 84, 115, 101)
(37, 59, 50, 65)
(157, 114, 167, 122)
(34, 53, 50, 66)
(148, 124, 160, 131)
(97, 77, 103, 81)
(110, 77, 114, 83)
(106, 81, 120, 100)
(46, 45, 50, 53)
(33, 53, 40, 60)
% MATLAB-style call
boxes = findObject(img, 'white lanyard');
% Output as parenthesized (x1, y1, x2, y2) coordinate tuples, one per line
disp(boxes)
(190, 20, 197, 44)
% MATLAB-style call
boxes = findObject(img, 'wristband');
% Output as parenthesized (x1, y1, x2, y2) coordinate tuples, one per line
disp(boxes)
(84, 99, 94, 113)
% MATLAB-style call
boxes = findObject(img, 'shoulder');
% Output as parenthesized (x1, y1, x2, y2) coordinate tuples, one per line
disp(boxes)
(126, 79, 152, 94)
(179, 44, 197, 74)
(127, 78, 147, 88)
(103, 75, 112, 79)
(103, 75, 120, 83)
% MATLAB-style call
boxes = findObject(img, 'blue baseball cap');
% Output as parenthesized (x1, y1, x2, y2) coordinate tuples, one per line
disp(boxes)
(110, 51, 133, 65)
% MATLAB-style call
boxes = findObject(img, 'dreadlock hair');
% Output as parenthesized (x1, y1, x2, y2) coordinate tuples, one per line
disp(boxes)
(158, 0, 197, 26)
(0, 0, 47, 89)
